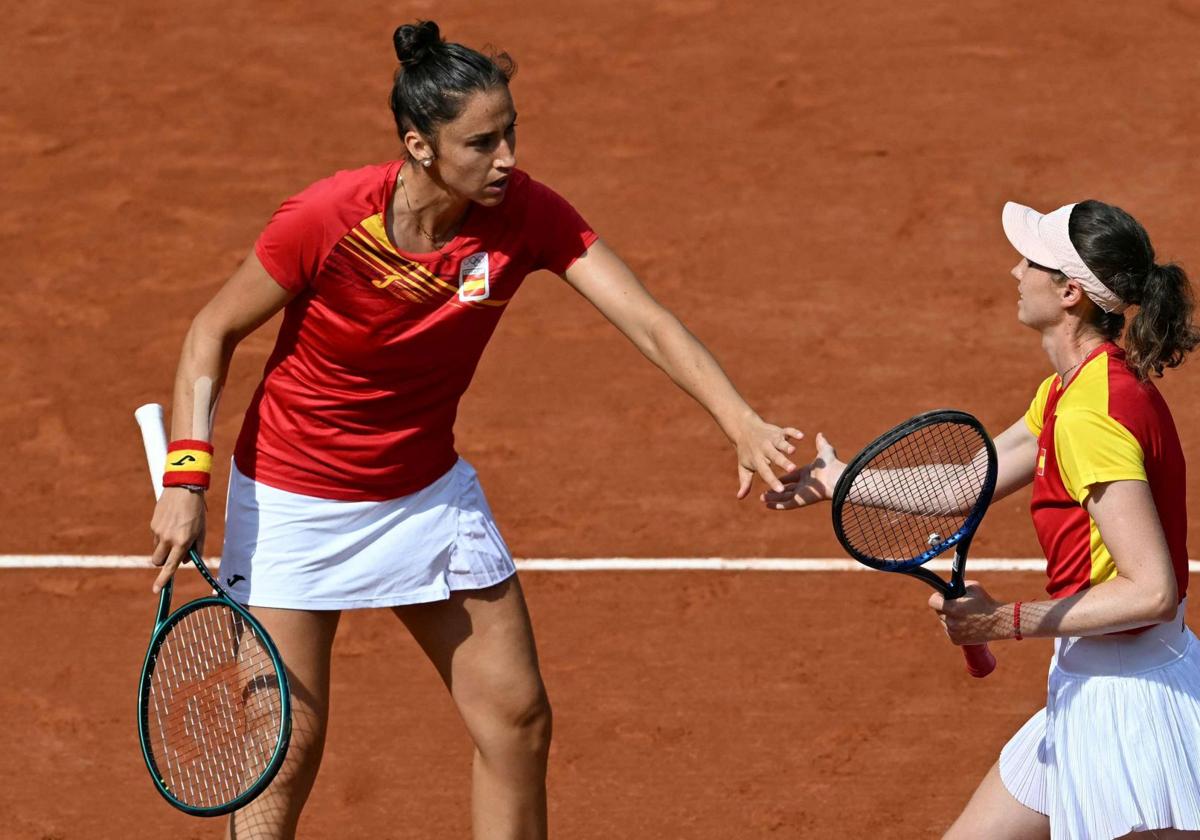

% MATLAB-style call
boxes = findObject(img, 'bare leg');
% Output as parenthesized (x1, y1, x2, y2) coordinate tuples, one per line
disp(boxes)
(227, 607, 340, 840)
(943, 761, 1050, 840)
(395, 576, 551, 840)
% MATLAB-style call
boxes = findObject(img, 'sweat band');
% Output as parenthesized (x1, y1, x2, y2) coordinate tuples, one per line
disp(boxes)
(163, 439, 215, 489)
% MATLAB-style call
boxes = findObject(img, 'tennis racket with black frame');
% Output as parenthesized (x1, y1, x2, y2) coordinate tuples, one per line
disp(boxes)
(832, 409, 998, 678)
(134, 403, 291, 816)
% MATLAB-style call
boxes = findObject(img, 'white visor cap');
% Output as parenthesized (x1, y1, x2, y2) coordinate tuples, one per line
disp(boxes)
(1002, 201, 1128, 314)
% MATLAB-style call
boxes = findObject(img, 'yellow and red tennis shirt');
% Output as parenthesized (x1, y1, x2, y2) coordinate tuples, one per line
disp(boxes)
(1025, 342, 1189, 602)
(234, 161, 598, 501)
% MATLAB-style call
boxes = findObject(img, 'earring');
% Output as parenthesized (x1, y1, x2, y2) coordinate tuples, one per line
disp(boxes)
(422, 158, 433, 168)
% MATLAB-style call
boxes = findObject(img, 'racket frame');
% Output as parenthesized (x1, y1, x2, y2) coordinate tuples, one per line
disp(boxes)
(830, 409, 999, 677)
(831, 408, 998, 597)
(135, 405, 292, 817)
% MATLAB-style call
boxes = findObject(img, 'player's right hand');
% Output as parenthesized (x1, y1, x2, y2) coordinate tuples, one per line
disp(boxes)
(149, 487, 207, 593)
(762, 433, 844, 510)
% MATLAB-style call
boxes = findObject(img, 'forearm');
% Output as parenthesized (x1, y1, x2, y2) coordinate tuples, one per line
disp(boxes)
(850, 463, 982, 516)
(169, 317, 237, 443)
(998, 576, 1178, 640)
(632, 312, 757, 439)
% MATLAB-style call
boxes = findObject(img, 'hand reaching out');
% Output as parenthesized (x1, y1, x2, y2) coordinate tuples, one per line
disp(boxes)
(762, 433, 845, 510)
(734, 415, 804, 498)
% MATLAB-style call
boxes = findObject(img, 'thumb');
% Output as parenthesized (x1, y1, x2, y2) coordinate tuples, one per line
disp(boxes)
(815, 432, 837, 460)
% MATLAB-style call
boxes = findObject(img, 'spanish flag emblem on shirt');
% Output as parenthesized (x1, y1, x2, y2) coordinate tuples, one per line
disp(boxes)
(458, 252, 490, 302)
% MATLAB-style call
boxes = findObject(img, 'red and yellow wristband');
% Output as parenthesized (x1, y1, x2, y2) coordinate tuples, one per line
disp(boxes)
(162, 439, 214, 490)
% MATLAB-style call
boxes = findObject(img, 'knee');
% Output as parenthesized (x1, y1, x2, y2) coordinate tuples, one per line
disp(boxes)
(277, 702, 331, 775)
(464, 684, 553, 758)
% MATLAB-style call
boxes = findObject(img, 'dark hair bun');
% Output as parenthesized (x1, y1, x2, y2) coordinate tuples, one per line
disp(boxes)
(393, 20, 442, 67)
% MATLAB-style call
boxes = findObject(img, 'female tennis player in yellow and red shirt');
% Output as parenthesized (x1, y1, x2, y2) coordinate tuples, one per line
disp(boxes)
(769, 199, 1200, 839)
(147, 20, 801, 840)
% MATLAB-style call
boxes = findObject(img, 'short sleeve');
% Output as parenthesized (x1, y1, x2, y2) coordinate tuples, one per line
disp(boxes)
(1024, 374, 1057, 437)
(254, 180, 345, 293)
(525, 179, 598, 275)
(1053, 408, 1147, 503)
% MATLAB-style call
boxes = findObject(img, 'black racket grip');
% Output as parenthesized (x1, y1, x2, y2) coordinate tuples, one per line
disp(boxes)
(962, 643, 996, 678)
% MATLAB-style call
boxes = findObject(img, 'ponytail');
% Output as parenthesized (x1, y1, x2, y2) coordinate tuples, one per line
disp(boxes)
(1069, 200, 1200, 379)
(1125, 262, 1200, 379)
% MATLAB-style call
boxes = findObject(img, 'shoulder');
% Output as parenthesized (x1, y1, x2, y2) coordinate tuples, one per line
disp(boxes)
(500, 169, 577, 213)
(1106, 354, 1174, 445)
(256, 161, 399, 290)
(1023, 372, 1058, 435)
(1071, 345, 1165, 427)
(1032, 372, 1057, 403)
(281, 161, 399, 216)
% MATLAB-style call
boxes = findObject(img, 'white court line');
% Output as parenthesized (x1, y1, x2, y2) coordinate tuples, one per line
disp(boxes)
(2, 555, 1199, 572)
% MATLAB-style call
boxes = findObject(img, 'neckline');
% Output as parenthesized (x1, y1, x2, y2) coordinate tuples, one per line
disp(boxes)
(384, 160, 474, 261)
(1056, 341, 1114, 391)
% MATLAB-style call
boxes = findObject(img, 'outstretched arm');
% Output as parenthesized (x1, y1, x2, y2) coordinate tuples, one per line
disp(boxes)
(562, 240, 802, 497)
(762, 416, 1039, 511)
(149, 252, 294, 592)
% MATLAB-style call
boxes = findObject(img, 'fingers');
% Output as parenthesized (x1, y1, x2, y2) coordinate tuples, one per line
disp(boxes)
(150, 534, 172, 568)
(757, 460, 785, 494)
(771, 427, 804, 456)
(152, 543, 189, 594)
(765, 446, 797, 475)
(736, 465, 753, 499)
(763, 490, 801, 510)
(738, 456, 786, 497)
(775, 465, 807, 483)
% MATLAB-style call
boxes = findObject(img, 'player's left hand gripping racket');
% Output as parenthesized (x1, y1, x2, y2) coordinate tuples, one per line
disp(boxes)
(134, 403, 291, 816)
(831, 409, 998, 678)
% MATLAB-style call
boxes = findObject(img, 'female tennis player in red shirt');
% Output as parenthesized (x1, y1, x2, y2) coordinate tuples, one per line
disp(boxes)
(148, 20, 801, 840)
(769, 199, 1200, 839)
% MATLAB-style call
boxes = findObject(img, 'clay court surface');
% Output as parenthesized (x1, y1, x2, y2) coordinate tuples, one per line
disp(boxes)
(4, 0, 1200, 837)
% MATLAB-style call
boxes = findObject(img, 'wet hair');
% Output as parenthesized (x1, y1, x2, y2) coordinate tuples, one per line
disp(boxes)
(389, 21, 515, 150)
(1068, 199, 1200, 379)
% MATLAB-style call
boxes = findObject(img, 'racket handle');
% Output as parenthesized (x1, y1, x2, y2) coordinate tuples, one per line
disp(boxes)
(962, 643, 996, 678)
(134, 403, 169, 500)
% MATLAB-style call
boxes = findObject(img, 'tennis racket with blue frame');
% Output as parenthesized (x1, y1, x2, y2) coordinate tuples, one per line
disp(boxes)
(832, 409, 998, 678)
(134, 403, 291, 815)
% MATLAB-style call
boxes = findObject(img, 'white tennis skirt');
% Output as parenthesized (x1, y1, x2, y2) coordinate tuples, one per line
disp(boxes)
(218, 458, 516, 610)
(1000, 600, 1200, 839)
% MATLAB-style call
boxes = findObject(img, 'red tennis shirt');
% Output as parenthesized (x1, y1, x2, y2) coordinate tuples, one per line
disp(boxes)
(1025, 342, 1189, 602)
(233, 161, 598, 500)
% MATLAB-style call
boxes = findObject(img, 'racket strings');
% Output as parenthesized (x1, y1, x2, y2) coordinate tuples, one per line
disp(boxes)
(145, 604, 284, 809)
(841, 422, 988, 567)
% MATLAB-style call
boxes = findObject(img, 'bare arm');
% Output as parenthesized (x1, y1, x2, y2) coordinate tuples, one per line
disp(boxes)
(990, 417, 1039, 502)
(148, 253, 294, 591)
(932, 479, 1179, 642)
(169, 253, 294, 440)
(562, 240, 802, 497)
(765, 415, 1038, 512)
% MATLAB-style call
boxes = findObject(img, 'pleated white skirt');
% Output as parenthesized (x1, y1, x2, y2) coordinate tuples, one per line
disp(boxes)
(1000, 600, 1200, 839)
(219, 457, 516, 610)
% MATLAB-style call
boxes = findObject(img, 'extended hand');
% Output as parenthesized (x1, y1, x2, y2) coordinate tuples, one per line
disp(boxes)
(928, 580, 1005, 645)
(735, 416, 804, 498)
(762, 433, 844, 510)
